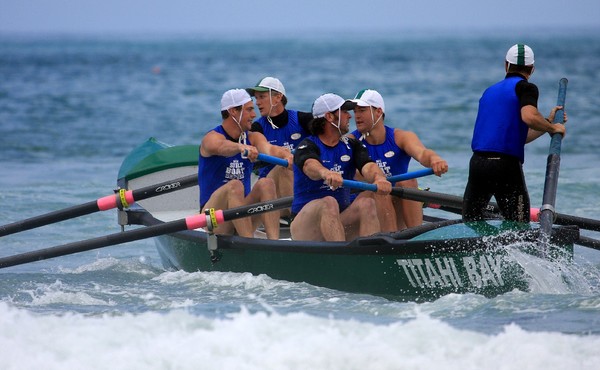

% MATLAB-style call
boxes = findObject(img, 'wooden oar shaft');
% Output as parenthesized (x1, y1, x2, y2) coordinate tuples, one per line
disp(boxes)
(0, 196, 293, 269)
(0, 174, 199, 238)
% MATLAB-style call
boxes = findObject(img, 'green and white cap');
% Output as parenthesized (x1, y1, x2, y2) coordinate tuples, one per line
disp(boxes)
(351, 89, 385, 113)
(246, 77, 286, 96)
(312, 93, 356, 118)
(505, 44, 534, 66)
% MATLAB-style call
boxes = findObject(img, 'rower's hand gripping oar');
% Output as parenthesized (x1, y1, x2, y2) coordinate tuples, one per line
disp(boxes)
(538, 78, 568, 248)
(0, 196, 294, 269)
(0, 174, 199, 238)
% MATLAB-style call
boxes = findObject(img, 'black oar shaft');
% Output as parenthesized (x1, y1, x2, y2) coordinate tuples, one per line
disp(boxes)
(554, 213, 600, 232)
(0, 196, 293, 269)
(0, 220, 188, 268)
(0, 201, 101, 237)
(577, 236, 600, 251)
(395, 187, 600, 234)
(391, 187, 468, 210)
(539, 78, 568, 239)
(130, 174, 198, 202)
(0, 174, 199, 238)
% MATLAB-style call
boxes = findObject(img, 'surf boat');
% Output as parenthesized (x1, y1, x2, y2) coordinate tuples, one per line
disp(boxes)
(116, 138, 579, 301)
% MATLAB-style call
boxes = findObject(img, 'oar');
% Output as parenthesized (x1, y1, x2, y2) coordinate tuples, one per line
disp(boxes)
(539, 77, 568, 247)
(342, 169, 435, 191)
(0, 196, 294, 269)
(531, 208, 600, 232)
(0, 153, 290, 238)
(387, 168, 434, 183)
(379, 186, 600, 250)
(384, 186, 600, 234)
(256, 153, 289, 168)
(343, 180, 466, 209)
(345, 180, 600, 236)
(0, 174, 199, 238)
(577, 235, 600, 251)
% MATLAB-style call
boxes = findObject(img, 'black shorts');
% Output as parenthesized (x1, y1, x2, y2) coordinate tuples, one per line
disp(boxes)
(462, 152, 530, 222)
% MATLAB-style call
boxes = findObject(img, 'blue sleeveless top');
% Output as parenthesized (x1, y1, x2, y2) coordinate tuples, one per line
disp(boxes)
(255, 110, 307, 178)
(351, 126, 411, 180)
(471, 76, 529, 162)
(291, 136, 357, 214)
(198, 125, 252, 207)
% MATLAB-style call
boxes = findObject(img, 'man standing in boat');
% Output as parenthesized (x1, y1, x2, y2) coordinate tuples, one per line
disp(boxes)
(462, 44, 567, 222)
(290, 93, 391, 241)
(347, 89, 448, 231)
(246, 77, 313, 217)
(199, 89, 293, 240)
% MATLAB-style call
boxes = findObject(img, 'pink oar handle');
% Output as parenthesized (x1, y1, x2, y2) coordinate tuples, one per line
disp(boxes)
(185, 210, 225, 230)
(96, 190, 135, 211)
(530, 207, 540, 222)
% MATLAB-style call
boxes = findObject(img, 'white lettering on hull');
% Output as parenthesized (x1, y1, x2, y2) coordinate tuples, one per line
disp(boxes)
(397, 255, 504, 289)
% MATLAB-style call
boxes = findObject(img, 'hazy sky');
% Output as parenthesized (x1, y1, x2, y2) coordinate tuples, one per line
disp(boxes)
(1, 0, 598, 36)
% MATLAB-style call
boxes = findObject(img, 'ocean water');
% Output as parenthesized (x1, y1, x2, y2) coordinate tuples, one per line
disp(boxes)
(1, 30, 600, 369)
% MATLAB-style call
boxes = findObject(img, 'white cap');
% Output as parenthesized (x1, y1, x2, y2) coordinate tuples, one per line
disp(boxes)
(351, 89, 385, 113)
(220, 89, 252, 111)
(312, 93, 356, 118)
(506, 44, 534, 66)
(246, 77, 286, 96)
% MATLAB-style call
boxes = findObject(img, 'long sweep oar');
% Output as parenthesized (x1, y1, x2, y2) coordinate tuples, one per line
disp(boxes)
(0, 174, 199, 238)
(539, 78, 568, 248)
(0, 196, 293, 269)
(360, 184, 600, 251)
(343, 180, 464, 208)
(373, 185, 600, 233)
(416, 194, 600, 233)
(0, 153, 288, 238)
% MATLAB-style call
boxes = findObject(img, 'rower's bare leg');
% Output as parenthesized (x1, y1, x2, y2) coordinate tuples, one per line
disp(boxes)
(247, 178, 280, 240)
(290, 197, 344, 241)
(202, 180, 251, 237)
(340, 196, 380, 240)
(354, 191, 396, 232)
(393, 178, 423, 229)
(267, 166, 292, 218)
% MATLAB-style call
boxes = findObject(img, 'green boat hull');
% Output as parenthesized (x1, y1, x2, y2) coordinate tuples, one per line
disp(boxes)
(118, 138, 579, 302)
(125, 210, 576, 302)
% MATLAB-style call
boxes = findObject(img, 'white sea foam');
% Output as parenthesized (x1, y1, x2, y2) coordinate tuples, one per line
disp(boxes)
(1, 302, 599, 370)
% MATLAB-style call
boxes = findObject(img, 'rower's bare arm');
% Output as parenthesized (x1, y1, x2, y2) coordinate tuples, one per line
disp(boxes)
(395, 129, 448, 176)
(251, 132, 293, 168)
(200, 131, 252, 158)
(524, 105, 567, 143)
(363, 162, 391, 194)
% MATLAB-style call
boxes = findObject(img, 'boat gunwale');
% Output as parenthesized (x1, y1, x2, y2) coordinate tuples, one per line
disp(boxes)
(125, 208, 579, 256)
